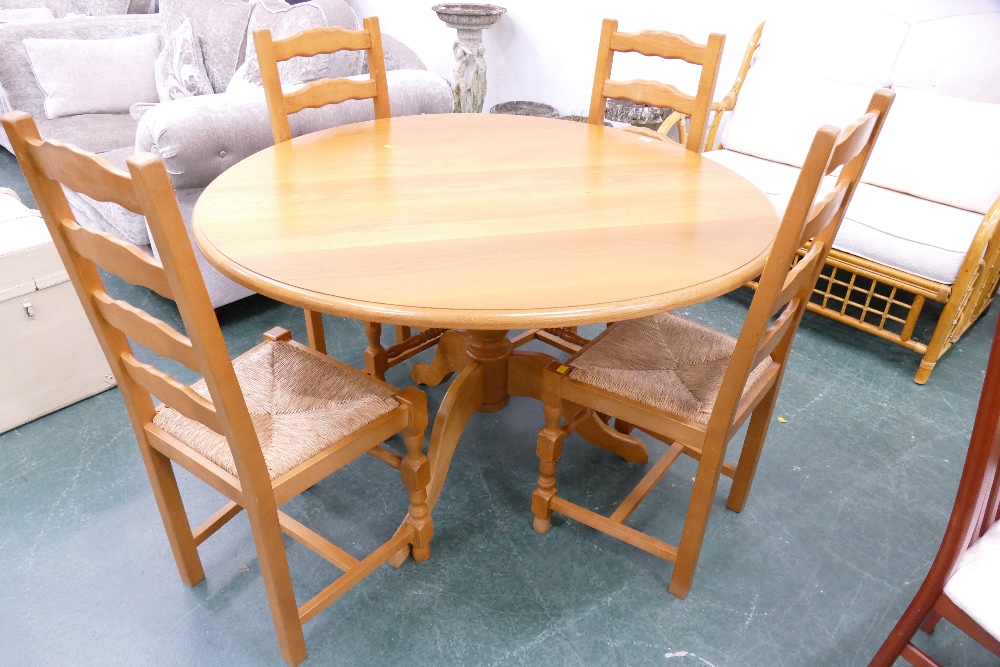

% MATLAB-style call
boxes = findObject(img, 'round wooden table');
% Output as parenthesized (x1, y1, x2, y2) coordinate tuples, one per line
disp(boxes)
(194, 113, 779, 555)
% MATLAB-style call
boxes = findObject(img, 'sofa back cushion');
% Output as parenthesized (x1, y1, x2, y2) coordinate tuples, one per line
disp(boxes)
(0, 13, 159, 118)
(721, 3, 909, 167)
(160, 0, 253, 93)
(24, 33, 160, 118)
(2, 0, 131, 18)
(861, 12, 1000, 215)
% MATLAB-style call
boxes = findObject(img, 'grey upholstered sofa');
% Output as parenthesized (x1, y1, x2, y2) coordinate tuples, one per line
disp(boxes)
(0, 0, 453, 306)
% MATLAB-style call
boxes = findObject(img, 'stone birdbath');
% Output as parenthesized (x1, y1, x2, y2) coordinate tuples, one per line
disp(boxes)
(432, 3, 506, 113)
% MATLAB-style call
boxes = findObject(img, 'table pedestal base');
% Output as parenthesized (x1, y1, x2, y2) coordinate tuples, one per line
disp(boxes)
(389, 329, 648, 566)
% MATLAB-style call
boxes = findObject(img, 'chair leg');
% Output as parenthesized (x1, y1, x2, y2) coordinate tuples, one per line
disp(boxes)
(401, 426, 433, 563)
(137, 439, 205, 587)
(726, 384, 780, 513)
(363, 321, 389, 381)
(245, 504, 307, 666)
(395, 325, 412, 343)
(920, 609, 943, 634)
(304, 309, 326, 355)
(614, 418, 634, 435)
(532, 374, 565, 534)
(669, 436, 728, 599)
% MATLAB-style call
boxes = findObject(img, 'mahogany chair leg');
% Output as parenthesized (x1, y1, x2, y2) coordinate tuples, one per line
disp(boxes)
(245, 504, 307, 666)
(138, 439, 205, 587)
(920, 609, 943, 634)
(532, 373, 565, 534)
(727, 383, 780, 513)
(363, 321, 389, 380)
(304, 309, 326, 355)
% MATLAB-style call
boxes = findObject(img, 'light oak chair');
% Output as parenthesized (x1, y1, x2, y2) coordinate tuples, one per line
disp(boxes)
(3, 111, 434, 667)
(255, 16, 445, 379)
(589, 18, 725, 153)
(530, 89, 895, 599)
(870, 319, 1000, 666)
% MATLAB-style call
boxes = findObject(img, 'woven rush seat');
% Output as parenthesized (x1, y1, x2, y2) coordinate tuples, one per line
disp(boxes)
(154, 340, 399, 479)
(568, 312, 775, 424)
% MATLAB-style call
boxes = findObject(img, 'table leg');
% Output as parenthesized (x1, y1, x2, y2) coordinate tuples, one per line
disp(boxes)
(465, 330, 512, 412)
(411, 329, 469, 386)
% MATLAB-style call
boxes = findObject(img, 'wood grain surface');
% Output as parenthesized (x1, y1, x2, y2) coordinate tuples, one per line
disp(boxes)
(194, 113, 778, 329)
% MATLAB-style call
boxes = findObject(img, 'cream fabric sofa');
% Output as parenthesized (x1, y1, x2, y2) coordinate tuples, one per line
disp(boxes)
(702, 1, 1000, 383)
(0, 0, 453, 307)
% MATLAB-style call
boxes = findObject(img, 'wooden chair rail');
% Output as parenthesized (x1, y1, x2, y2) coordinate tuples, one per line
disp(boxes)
(28, 137, 142, 213)
(93, 292, 199, 371)
(122, 353, 222, 432)
(193, 501, 243, 546)
(62, 220, 172, 298)
(603, 79, 697, 116)
(608, 29, 706, 63)
(284, 77, 378, 116)
(272, 24, 371, 61)
(828, 112, 879, 174)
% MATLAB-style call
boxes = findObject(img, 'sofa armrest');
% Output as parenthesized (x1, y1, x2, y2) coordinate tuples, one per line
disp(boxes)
(137, 69, 453, 190)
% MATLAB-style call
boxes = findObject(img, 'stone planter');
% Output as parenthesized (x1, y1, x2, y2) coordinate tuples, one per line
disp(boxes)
(489, 101, 559, 118)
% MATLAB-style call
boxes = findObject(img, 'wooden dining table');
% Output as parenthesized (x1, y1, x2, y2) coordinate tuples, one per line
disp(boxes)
(193, 112, 779, 559)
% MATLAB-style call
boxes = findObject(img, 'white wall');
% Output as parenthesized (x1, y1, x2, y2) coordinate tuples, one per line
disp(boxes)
(348, 0, 780, 116)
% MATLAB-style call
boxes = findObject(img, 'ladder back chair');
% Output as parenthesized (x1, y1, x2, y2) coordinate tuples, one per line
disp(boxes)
(870, 319, 1000, 666)
(3, 111, 434, 667)
(531, 89, 895, 599)
(255, 16, 444, 379)
(589, 18, 725, 153)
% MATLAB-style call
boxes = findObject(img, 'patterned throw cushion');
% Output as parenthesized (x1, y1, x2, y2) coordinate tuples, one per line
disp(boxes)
(239, 1, 329, 88)
(155, 19, 213, 102)
(159, 0, 253, 94)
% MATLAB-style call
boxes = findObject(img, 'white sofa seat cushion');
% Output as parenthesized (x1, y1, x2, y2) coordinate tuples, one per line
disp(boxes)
(944, 520, 1000, 643)
(703, 149, 800, 214)
(834, 184, 983, 285)
(863, 87, 1000, 216)
(703, 150, 982, 285)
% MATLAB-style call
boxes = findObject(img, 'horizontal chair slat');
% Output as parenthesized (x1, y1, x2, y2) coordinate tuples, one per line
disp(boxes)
(30, 138, 143, 214)
(828, 112, 878, 174)
(610, 30, 705, 64)
(284, 78, 378, 115)
(122, 353, 221, 433)
(603, 79, 695, 115)
(273, 25, 370, 61)
(63, 221, 172, 299)
(94, 291, 200, 371)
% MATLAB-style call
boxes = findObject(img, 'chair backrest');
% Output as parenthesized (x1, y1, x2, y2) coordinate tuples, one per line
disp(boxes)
(706, 88, 895, 438)
(589, 18, 725, 153)
(1, 111, 274, 498)
(255, 16, 390, 145)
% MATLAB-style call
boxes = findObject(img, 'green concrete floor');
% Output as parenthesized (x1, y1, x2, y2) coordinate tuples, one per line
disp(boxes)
(2, 148, 999, 666)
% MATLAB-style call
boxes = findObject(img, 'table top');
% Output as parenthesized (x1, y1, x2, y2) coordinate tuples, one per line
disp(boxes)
(193, 114, 779, 330)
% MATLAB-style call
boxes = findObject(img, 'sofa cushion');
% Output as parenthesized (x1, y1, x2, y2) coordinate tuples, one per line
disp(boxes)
(155, 18, 214, 102)
(835, 183, 984, 285)
(24, 33, 160, 119)
(721, 65, 886, 169)
(721, 2, 907, 168)
(892, 12, 1000, 104)
(943, 520, 1000, 644)
(704, 150, 983, 285)
(233, 1, 335, 90)
(862, 87, 1000, 215)
(32, 113, 138, 153)
(0, 13, 159, 119)
(160, 0, 253, 93)
(750, 3, 908, 88)
(5, 0, 131, 18)
(0, 9, 55, 22)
